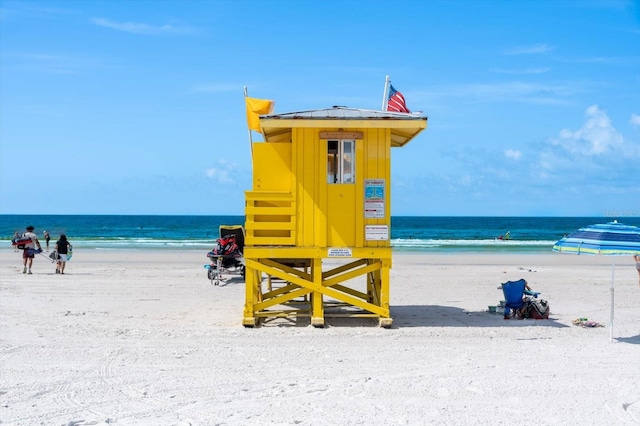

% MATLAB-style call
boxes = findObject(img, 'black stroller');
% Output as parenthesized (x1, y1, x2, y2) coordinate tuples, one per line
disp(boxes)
(206, 225, 245, 285)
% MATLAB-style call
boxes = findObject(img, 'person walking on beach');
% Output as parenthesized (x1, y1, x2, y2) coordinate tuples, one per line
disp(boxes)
(55, 234, 72, 274)
(634, 254, 640, 287)
(43, 230, 51, 249)
(21, 226, 42, 274)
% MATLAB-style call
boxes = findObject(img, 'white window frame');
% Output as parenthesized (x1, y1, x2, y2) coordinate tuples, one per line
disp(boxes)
(327, 139, 355, 184)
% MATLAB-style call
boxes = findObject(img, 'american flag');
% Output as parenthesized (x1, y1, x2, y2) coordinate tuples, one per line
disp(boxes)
(386, 84, 410, 113)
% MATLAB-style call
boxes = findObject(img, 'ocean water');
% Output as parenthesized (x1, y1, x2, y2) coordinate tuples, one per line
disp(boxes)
(1, 215, 637, 253)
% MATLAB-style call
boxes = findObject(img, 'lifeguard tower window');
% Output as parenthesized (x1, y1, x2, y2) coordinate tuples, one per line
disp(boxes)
(327, 139, 355, 184)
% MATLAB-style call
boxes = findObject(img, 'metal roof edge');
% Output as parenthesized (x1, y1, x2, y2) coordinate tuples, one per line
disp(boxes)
(262, 106, 427, 120)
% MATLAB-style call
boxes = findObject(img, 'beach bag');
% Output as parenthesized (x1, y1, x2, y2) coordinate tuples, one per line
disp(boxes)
(527, 299, 550, 319)
(12, 235, 32, 250)
(49, 251, 59, 261)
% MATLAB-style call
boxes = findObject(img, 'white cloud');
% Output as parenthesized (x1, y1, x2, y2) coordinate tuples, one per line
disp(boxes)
(504, 43, 553, 55)
(531, 105, 640, 195)
(204, 160, 237, 184)
(397, 105, 640, 215)
(631, 113, 640, 127)
(91, 18, 197, 35)
(204, 168, 233, 184)
(550, 105, 623, 156)
(504, 149, 522, 160)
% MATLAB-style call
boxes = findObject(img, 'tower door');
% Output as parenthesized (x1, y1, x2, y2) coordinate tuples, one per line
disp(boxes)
(326, 139, 356, 246)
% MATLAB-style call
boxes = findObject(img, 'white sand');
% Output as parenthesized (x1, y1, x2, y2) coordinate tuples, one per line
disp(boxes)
(1, 249, 639, 425)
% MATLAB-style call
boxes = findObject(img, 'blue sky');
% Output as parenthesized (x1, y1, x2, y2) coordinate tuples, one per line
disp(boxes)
(1, 0, 639, 217)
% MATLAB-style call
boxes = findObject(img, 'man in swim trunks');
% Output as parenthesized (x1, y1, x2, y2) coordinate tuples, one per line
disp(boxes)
(22, 226, 42, 274)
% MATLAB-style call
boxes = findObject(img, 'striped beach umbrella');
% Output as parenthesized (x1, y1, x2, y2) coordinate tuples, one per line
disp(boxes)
(553, 220, 640, 342)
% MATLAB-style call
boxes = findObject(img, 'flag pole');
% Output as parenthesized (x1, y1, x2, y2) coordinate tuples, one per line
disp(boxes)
(244, 86, 254, 162)
(381, 75, 390, 111)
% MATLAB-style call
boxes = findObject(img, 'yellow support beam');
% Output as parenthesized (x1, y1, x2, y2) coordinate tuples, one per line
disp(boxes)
(242, 252, 392, 326)
(311, 259, 324, 327)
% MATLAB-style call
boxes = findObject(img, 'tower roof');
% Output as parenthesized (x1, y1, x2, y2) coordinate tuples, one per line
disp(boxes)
(259, 106, 427, 147)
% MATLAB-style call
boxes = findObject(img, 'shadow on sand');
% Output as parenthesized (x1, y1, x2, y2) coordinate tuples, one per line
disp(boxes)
(256, 304, 570, 329)
(615, 334, 640, 345)
(389, 304, 568, 329)
(209, 275, 244, 287)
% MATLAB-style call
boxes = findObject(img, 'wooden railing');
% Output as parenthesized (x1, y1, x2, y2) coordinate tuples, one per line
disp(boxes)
(244, 191, 296, 246)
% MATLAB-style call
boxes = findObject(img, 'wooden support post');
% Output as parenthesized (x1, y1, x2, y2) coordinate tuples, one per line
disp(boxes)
(379, 258, 392, 328)
(310, 258, 325, 327)
(242, 266, 259, 327)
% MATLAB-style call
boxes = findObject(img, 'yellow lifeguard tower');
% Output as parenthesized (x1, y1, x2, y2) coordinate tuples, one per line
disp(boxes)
(243, 105, 427, 327)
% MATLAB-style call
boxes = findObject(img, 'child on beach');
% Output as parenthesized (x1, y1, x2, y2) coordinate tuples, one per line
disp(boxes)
(634, 254, 640, 286)
(55, 234, 72, 275)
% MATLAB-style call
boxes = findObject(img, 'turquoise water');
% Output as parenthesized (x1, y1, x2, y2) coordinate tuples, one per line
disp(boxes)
(1, 215, 637, 253)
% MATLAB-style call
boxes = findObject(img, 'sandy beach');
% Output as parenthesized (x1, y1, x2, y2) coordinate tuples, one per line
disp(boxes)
(1, 249, 639, 425)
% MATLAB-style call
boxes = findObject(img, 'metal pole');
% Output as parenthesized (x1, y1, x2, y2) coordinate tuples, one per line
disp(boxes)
(381, 75, 390, 111)
(610, 258, 615, 342)
(244, 86, 254, 162)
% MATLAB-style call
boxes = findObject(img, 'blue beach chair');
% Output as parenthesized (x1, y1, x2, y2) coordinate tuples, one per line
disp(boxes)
(501, 279, 539, 319)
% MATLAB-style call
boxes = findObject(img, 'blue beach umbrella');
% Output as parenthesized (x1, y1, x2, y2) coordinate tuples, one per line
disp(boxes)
(553, 220, 640, 342)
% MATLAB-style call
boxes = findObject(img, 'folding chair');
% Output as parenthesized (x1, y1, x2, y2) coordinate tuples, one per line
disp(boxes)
(501, 279, 537, 319)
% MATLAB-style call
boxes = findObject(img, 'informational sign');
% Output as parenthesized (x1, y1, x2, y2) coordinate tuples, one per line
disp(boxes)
(364, 179, 385, 218)
(328, 247, 353, 257)
(365, 225, 389, 241)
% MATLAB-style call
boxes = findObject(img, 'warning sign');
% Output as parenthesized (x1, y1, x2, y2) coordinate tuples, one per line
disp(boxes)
(364, 179, 385, 218)
(365, 225, 389, 241)
(328, 247, 353, 257)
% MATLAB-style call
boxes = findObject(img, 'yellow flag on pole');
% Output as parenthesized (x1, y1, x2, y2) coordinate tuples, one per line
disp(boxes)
(245, 97, 274, 132)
